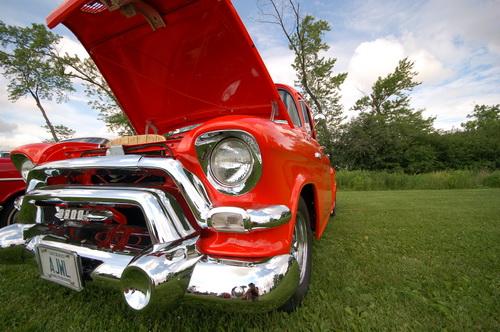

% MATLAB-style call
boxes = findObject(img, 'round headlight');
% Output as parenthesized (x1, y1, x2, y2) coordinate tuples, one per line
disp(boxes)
(210, 138, 254, 187)
(20, 159, 35, 181)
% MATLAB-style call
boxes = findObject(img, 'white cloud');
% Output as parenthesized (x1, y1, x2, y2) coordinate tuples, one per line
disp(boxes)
(409, 50, 454, 84)
(347, 38, 405, 93)
(261, 50, 296, 86)
(0, 124, 45, 151)
(56, 35, 89, 59)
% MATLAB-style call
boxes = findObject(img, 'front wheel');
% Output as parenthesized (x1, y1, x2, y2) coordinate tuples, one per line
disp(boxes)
(279, 197, 312, 312)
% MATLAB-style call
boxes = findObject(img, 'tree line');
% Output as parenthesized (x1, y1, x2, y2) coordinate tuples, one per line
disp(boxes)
(259, 0, 498, 174)
(1, 0, 498, 174)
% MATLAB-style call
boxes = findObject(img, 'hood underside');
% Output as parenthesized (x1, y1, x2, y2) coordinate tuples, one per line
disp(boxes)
(47, 0, 284, 134)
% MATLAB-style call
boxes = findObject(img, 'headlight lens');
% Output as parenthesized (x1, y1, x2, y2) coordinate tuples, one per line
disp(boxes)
(210, 138, 254, 186)
(20, 159, 35, 181)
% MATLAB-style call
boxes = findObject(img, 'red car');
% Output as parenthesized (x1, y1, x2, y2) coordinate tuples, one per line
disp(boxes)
(0, 0, 336, 313)
(0, 156, 24, 227)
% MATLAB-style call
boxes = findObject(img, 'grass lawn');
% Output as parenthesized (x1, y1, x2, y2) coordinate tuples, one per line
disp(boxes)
(0, 189, 498, 331)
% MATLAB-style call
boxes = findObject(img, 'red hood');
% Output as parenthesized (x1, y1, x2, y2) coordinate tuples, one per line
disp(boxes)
(47, 0, 287, 134)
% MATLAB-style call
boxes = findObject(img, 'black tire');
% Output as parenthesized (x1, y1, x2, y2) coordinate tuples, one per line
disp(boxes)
(0, 197, 20, 228)
(279, 197, 312, 312)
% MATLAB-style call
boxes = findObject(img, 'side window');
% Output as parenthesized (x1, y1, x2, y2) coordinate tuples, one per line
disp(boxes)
(278, 89, 302, 128)
(299, 100, 312, 135)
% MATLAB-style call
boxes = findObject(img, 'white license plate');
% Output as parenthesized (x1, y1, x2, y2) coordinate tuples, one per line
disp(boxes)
(36, 245, 84, 291)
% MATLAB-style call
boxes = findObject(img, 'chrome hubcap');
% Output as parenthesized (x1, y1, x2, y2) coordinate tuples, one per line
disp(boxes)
(291, 211, 308, 283)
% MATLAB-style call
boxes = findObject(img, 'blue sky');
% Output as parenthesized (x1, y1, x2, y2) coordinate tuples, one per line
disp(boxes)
(1, 0, 499, 150)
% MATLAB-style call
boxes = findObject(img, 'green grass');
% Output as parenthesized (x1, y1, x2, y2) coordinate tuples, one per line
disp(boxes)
(1, 189, 499, 331)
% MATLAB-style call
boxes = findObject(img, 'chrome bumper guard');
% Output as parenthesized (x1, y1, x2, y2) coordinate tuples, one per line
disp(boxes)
(0, 155, 296, 312)
(0, 227, 298, 312)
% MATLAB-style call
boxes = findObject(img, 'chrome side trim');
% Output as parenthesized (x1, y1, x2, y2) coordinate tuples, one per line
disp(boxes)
(247, 205, 293, 230)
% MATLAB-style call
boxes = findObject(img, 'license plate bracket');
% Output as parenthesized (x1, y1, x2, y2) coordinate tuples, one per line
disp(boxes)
(36, 245, 84, 291)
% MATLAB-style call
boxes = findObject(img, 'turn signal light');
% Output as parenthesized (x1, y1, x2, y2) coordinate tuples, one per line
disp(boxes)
(208, 207, 248, 233)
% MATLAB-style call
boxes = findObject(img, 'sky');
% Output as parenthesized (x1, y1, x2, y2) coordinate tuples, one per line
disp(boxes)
(0, 0, 499, 150)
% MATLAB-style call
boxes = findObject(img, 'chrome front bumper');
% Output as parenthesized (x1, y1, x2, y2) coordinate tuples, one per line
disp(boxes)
(0, 155, 296, 312)
(0, 225, 299, 312)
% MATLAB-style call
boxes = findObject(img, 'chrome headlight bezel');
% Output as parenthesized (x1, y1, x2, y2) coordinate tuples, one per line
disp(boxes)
(10, 154, 34, 182)
(195, 130, 262, 195)
(20, 159, 35, 181)
(209, 138, 254, 187)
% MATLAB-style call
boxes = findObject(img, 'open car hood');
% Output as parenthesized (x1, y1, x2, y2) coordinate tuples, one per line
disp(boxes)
(47, 0, 285, 134)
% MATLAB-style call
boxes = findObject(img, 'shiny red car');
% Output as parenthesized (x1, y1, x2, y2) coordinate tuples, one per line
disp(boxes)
(0, 0, 336, 313)
(0, 156, 24, 227)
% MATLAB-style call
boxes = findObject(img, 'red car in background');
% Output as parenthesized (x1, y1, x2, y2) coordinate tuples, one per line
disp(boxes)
(0, 156, 24, 227)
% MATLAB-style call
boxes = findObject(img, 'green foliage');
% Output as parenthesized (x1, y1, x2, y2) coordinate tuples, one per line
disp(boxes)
(258, 1, 346, 152)
(290, 14, 347, 115)
(333, 112, 437, 173)
(351, 58, 421, 117)
(61, 54, 135, 136)
(461, 104, 500, 131)
(0, 20, 134, 140)
(333, 56, 499, 173)
(41, 124, 76, 142)
(288, 13, 347, 152)
(291, 14, 347, 151)
(1, 190, 498, 330)
(336, 169, 500, 191)
(0, 21, 75, 142)
(333, 59, 436, 173)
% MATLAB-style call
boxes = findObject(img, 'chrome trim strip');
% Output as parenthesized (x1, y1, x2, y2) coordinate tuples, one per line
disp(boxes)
(25, 156, 212, 228)
(247, 205, 293, 230)
(138, 158, 212, 223)
(0, 178, 23, 181)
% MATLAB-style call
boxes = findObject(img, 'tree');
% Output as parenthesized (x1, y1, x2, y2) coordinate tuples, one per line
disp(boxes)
(458, 104, 500, 169)
(257, 0, 347, 149)
(60, 54, 135, 136)
(461, 104, 499, 131)
(351, 58, 422, 117)
(335, 58, 437, 173)
(0, 21, 75, 142)
(42, 124, 75, 142)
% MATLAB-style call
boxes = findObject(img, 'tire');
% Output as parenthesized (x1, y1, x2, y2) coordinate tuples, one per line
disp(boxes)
(0, 197, 20, 228)
(331, 201, 336, 216)
(279, 197, 312, 312)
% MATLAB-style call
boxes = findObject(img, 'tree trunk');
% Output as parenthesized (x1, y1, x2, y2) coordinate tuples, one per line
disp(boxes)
(33, 94, 59, 142)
